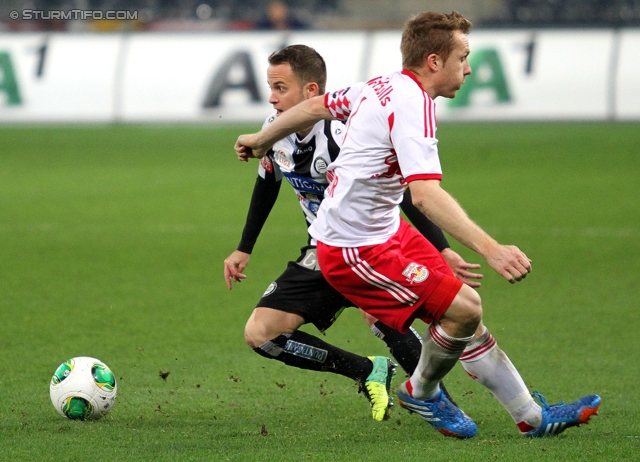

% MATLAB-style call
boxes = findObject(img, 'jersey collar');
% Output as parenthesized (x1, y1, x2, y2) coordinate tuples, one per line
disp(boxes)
(401, 69, 429, 95)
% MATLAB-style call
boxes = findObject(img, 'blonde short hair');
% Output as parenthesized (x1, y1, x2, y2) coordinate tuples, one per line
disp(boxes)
(401, 11, 472, 70)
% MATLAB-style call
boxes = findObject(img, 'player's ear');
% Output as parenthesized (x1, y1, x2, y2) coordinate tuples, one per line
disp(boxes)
(426, 53, 440, 72)
(305, 82, 319, 98)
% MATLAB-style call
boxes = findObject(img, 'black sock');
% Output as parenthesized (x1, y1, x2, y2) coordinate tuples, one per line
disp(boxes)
(371, 321, 422, 375)
(254, 330, 373, 382)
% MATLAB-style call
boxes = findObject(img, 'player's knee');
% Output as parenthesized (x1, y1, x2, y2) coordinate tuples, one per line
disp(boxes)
(244, 321, 257, 349)
(359, 309, 378, 327)
(462, 286, 482, 325)
(244, 314, 269, 349)
(244, 308, 304, 348)
(443, 285, 482, 335)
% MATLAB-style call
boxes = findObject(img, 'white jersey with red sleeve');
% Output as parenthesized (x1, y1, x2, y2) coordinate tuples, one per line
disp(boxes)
(308, 70, 443, 247)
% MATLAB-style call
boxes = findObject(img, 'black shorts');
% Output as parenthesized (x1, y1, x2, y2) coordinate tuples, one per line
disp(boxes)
(256, 246, 352, 332)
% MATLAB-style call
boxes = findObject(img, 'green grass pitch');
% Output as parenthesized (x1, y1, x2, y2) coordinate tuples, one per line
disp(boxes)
(1, 123, 639, 461)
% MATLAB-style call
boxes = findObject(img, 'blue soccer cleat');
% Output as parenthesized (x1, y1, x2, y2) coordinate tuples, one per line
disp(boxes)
(397, 382, 478, 439)
(522, 392, 601, 437)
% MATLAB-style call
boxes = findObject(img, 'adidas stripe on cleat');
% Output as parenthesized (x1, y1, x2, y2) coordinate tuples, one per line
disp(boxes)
(522, 392, 601, 437)
(397, 382, 478, 439)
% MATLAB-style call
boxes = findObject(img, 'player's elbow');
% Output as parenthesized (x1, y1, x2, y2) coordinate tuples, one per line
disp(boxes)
(411, 193, 424, 210)
(408, 187, 429, 212)
(409, 180, 440, 209)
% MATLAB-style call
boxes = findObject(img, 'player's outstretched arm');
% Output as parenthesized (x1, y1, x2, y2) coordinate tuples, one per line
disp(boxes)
(400, 188, 483, 287)
(224, 175, 282, 289)
(235, 96, 332, 160)
(409, 179, 531, 284)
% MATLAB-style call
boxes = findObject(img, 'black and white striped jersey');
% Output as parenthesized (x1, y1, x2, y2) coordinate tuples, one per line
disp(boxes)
(258, 112, 344, 227)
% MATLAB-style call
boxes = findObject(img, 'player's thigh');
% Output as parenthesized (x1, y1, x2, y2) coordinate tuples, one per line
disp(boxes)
(256, 255, 350, 333)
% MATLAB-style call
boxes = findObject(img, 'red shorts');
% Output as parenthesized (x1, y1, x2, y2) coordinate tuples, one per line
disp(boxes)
(316, 218, 463, 334)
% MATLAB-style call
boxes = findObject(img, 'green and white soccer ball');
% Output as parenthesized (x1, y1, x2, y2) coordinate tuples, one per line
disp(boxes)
(49, 356, 117, 420)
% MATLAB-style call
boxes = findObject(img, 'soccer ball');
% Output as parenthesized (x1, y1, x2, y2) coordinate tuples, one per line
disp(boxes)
(49, 356, 117, 420)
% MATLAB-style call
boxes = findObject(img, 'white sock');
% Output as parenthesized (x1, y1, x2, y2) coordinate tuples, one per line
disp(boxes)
(409, 322, 472, 400)
(460, 327, 542, 431)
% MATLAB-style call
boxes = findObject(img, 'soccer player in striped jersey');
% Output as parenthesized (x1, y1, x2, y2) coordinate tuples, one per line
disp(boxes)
(234, 13, 600, 438)
(224, 44, 482, 422)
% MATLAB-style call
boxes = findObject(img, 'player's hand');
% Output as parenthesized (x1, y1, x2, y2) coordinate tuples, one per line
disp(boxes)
(441, 248, 483, 288)
(223, 250, 251, 289)
(235, 134, 267, 161)
(234, 137, 255, 162)
(483, 244, 531, 284)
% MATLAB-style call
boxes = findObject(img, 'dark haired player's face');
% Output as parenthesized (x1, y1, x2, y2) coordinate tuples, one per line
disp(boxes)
(267, 63, 306, 116)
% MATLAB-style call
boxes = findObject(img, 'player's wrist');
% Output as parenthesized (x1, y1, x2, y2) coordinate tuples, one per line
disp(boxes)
(475, 237, 500, 260)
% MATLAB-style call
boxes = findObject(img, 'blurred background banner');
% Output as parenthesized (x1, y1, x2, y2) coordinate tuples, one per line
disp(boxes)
(0, 34, 122, 122)
(1, 0, 640, 122)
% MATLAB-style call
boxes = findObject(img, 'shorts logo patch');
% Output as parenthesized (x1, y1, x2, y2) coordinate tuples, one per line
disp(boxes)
(402, 262, 429, 284)
(262, 282, 277, 297)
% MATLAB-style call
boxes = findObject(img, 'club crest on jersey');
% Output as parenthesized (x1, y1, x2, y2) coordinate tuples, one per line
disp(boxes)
(314, 157, 328, 175)
(402, 262, 429, 283)
(372, 152, 402, 179)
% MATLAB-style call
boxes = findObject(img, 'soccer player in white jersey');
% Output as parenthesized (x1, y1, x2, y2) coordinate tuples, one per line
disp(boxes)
(224, 44, 482, 421)
(234, 12, 601, 438)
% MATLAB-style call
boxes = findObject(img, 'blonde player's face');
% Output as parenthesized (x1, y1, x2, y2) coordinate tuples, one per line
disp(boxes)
(439, 30, 472, 98)
(267, 63, 306, 116)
